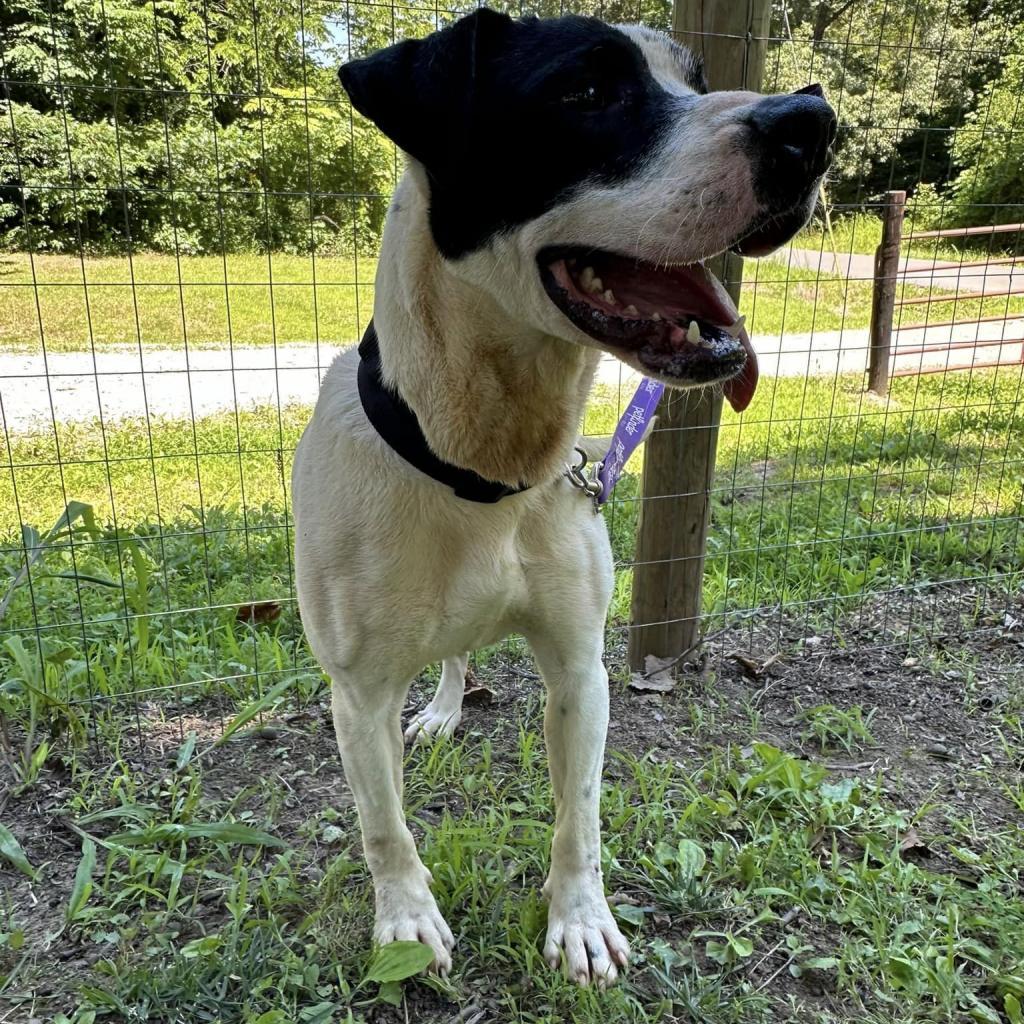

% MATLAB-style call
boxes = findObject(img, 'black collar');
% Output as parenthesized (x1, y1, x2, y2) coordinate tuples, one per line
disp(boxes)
(357, 322, 530, 504)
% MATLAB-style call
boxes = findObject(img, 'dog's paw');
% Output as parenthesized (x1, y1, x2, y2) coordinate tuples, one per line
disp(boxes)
(403, 701, 462, 745)
(543, 881, 630, 987)
(374, 881, 456, 975)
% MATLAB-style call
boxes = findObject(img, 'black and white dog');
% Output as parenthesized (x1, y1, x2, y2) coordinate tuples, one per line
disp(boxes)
(293, 10, 834, 986)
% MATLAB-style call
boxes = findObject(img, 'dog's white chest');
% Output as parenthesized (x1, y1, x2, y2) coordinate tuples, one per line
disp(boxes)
(398, 520, 530, 656)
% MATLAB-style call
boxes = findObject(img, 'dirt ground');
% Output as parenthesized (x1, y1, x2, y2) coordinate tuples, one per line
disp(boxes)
(2, 583, 1022, 1022)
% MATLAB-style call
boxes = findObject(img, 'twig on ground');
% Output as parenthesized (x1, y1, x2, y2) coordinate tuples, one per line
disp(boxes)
(749, 937, 787, 977)
(641, 626, 733, 678)
(507, 665, 540, 681)
(450, 1005, 484, 1024)
(779, 906, 802, 927)
(758, 952, 800, 992)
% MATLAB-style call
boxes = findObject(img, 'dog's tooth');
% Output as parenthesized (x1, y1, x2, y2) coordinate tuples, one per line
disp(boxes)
(686, 319, 701, 344)
(725, 314, 747, 338)
(587, 276, 604, 295)
(604, 289, 617, 305)
(651, 312, 662, 321)
(624, 304, 638, 316)
(580, 266, 595, 290)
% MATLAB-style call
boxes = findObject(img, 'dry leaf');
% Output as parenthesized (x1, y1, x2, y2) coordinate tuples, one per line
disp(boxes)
(607, 893, 640, 906)
(729, 651, 783, 679)
(898, 827, 931, 859)
(629, 654, 677, 693)
(236, 601, 282, 625)
(731, 653, 761, 679)
(462, 678, 495, 706)
(628, 671, 673, 693)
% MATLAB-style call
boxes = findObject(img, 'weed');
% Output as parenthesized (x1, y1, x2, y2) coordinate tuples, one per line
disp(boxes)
(797, 703, 877, 753)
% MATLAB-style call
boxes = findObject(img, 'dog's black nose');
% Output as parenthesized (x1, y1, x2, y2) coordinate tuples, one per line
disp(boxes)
(747, 92, 837, 207)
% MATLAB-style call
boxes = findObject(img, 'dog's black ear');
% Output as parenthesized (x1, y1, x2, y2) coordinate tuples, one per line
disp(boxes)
(339, 9, 513, 170)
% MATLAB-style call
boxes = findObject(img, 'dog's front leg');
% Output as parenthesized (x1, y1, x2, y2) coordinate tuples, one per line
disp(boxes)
(332, 676, 455, 972)
(530, 638, 630, 987)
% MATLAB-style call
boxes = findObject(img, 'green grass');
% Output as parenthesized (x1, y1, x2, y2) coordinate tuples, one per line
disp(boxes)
(794, 212, 1021, 264)
(1, 370, 1023, 1021)
(594, 368, 1024, 624)
(0, 252, 377, 353)
(2, 371, 1021, 684)
(4, 703, 1024, 1022)
(796, 703, 877, 754)
(4, 251, 1022, 354)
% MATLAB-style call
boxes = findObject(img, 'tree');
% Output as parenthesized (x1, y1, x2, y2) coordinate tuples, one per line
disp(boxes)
(947, 26, 1024, 224)
(2, 0, 1020, 252)
(768, 0, 1012, 208)
(0, 0, 393, 253)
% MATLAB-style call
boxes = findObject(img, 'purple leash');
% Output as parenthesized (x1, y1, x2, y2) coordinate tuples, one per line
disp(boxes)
(567, 377, 665, 509)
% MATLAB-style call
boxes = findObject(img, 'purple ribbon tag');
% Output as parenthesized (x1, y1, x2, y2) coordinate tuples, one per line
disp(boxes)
(596, 377, 664, 505)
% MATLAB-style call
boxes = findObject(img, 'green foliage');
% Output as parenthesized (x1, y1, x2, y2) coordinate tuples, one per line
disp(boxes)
(2, 0, 1022, 253)
(768, 0, 1013, 205)
(363, 942, 434, 984)
(67, 836, 98, 926)
(17, 734, 1021, 1021)
(0, 0, 673, 256)
(797, 703, 877, 754)
(948, 26, 1024, 223)
(0, 0, 393, 254)
(0, 821, 37, 879)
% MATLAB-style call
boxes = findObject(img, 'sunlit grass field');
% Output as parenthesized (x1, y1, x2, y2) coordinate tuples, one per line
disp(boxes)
(3, 250, 1023, 355)
(794, 211, 1022, 263)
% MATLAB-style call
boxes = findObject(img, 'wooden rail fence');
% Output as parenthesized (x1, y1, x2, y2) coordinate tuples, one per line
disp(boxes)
(867, 191, 1024, 395)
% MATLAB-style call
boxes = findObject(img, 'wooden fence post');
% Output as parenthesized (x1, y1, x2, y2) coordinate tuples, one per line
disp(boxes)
(627, 0, 771, 670)
(867, 190, 907, 396)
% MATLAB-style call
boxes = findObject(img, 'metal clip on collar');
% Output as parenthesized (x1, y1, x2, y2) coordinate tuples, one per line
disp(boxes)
(565, 445, 603, 513)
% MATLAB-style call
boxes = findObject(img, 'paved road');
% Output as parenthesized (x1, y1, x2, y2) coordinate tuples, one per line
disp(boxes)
(778, 247, 1024, 295)
(4, 316, 1022, 434)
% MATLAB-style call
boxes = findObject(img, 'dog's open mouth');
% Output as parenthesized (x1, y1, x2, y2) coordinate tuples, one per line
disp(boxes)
(538, 247, 758, 412)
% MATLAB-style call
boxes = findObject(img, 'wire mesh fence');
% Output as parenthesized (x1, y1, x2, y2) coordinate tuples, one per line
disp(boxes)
(1, 0, 1023, 757)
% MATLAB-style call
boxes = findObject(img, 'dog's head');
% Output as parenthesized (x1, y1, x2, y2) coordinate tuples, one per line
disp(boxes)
(340, 10, 836, 411)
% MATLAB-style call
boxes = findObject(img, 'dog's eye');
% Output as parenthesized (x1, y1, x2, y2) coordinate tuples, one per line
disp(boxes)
(563, 82, 612, 110)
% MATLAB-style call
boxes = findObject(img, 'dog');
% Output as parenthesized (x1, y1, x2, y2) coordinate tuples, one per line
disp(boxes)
(292, 10, 835, 987)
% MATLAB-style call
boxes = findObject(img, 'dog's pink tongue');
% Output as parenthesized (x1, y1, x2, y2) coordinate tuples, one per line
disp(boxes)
(702, 270, 757, 413)
(723, 323, 758, 413)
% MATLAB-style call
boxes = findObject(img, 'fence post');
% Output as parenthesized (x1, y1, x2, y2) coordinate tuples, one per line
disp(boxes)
(867, 190, 907, 396)
(627, 0, 771, 670)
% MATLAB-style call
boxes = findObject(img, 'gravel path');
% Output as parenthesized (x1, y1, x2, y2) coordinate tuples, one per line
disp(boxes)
(3, 316, 1022, 435)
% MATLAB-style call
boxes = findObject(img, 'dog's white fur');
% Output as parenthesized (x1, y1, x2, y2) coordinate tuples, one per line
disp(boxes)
(293, 27, 787, 986)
